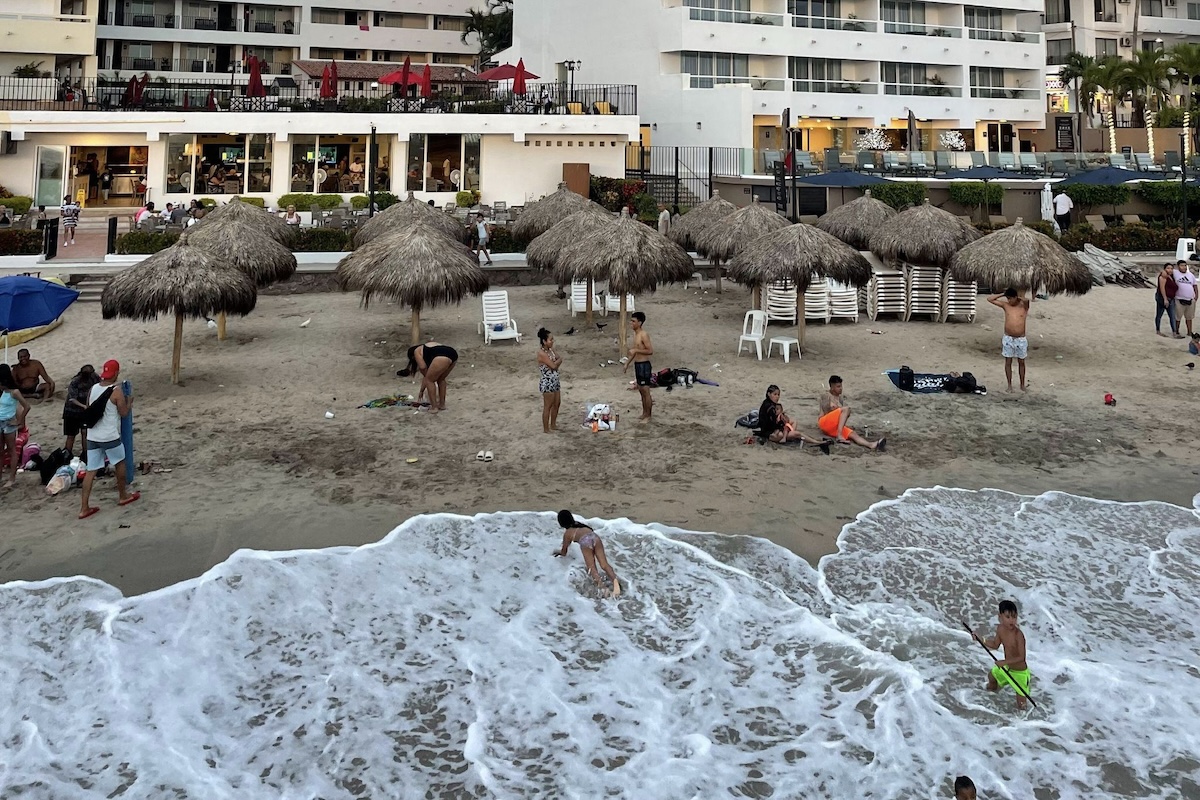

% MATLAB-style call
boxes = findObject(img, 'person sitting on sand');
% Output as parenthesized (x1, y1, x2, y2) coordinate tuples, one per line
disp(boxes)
(818, 375, 886, 451)
(398, 342, 458, 412)
(1, 364, 32, 489)
(755, 384, 810, 445)
(553, 509, 621, 597)
(12, 348, 55, 399)
(988, 288, 1030, 392)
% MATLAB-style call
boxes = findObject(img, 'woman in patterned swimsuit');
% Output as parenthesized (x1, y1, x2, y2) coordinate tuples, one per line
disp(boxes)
(554, 509, 621, 597)
(536, 327, 562, 433)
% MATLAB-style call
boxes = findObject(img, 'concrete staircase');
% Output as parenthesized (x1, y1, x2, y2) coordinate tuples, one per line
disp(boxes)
(73, 276, 112, 303)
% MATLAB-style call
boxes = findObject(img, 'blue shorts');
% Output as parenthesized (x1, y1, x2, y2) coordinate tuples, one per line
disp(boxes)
(1, 420, 18, 436)
(85, 439, 125, 471)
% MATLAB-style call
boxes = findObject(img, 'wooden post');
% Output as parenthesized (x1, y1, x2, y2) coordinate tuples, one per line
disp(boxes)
(714, 257, 722, 293)
(586, 277, 594, 325)
(171, 312, 183, 385)
(797, 288, 807, 350)
(410, 308, 421, 345)
(752, 284, 762, 310)
(216, 311, 227, 340)
(619, 293, 628, 354)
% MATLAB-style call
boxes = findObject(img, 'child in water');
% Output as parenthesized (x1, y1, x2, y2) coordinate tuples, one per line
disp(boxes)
(953, 775, 976, 799)
(974, 599, 1030, 710)
(553, 510, 621, 597)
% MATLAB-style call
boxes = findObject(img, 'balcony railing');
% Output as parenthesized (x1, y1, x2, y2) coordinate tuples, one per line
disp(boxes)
(0, 77, 637, 116)
(181, 15, 239, 32)
(968, 27, 1041, 43)
(971, 87, 1039, 100)
(791, 79, 879, 94)
(0, 12, 93, 23)
(882, 21, 963, 38)
(101, 12, 177, 28)
(686, 75, 785, 90)
(104, 57, 294, 75)
(792, 15, 878, 31)
(688, 8, 786, 25)
(883, 81, 963, 97)
(1095, 11, 1121, 23)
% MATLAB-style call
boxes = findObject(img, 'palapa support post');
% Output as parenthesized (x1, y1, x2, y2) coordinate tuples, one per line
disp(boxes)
(586, 278, 594, 325)
(618, 293, 628, 354)
(714, 257, 723, 293)
(171, 312, 184, 385)
(216, 311, 227, 340)
(752, 284, 762, 311)
(410, 308, 421, 345)
(797, 287, 806, 349)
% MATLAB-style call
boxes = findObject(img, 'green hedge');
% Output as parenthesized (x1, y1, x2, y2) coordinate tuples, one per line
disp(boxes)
(1062, 184, 1130, 210)
(294, 228, 349, 252)
(277, 193, 346, 211)
(870, 182, 927, 209)
(948, 182, 1003, 208)
(2, 196, 33, 216)
(630, 192, 659, 222)
(197, 197, 219, 209)
(1059, 222, 1183, 251)
(0, 229, 43, 255)
(456, 191, 476, 208)
(116, 231, 179, 254)
(226, 196, 265, 208)
(486, 225, 521, 254)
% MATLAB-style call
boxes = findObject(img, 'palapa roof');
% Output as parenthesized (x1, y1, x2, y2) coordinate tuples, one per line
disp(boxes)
(814, 190, 897, 251)
(185, 203, 297, 287)
(525, 206, 617, 282)
(694, 197, 790, 261)
(727, 224, 872, 289)
(668, 191, 736, 251)
(101, 234, 257, 321)
(553, 215, 695, 295)
(510, 183, 594, 244)
(193, 197, 295, 247)
(354, 192, 465, 246)
(869, 199, 981, 267)
(948, 219, 1092, 295)
(335, 224, 488, 310)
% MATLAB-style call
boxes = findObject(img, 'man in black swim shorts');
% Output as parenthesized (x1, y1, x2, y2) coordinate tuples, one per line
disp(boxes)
(623, 311, 654, 421)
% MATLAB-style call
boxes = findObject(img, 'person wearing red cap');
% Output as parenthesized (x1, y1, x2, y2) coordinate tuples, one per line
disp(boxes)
(79, 359, 138, 519)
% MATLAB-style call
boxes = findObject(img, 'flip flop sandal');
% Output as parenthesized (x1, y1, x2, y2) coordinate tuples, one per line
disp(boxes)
(876, 438, 888, 453)
(483, 451, 494, 462)
(119, 492, 141, 507)
(476, 451, 486, 461)
(79, 507, 100, 519)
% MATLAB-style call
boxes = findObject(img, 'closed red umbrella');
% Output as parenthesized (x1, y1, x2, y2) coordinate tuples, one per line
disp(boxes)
(206, 89, 217, 111)
(245, 54, 266, 98)
(134, 73, 149, 104)
(330, 59, 339, 95)
(122, 76, 136, 106)
(513, 58, 529, 96)
(183, 92, 190, 109)
(319, 63, 333, 99)
(420, 64, 432, 98)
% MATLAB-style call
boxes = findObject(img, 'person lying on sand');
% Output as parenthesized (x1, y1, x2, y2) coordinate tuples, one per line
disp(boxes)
(818, 375, 886, 451)
(553, 509, 621, 597)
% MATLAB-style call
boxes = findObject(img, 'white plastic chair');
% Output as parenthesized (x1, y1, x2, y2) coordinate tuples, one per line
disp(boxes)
(477, 290, 522, 345)
(737, 310, 767, 360)
(567, 281, 601, 317)
(605, 292, 635, 315)
(804, 281, 831, 324)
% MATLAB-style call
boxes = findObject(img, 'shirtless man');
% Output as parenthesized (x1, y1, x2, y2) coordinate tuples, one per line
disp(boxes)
(988, 288, 1030, 392)
(974, 599, 1031, 710)
(622, 311, 654, 421)
(818, 375, 886, 451)
(12, 349, 55, 399)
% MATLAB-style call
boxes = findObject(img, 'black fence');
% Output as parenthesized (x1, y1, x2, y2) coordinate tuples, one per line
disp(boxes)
(0, 78, 637, 116)
(626, 145, 744, 208)
(42, 218, 59, 261)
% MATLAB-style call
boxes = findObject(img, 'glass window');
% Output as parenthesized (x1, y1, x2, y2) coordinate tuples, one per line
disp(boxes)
(312, 7, 340, 24)
(407, 133, 427, 192)
(789, 57, 843, 91)
(789, 0, 841, 28)
(164, 134, 195, 194)
(427, 134, 461, 193)
(290, 136, 317, 193)
(970, 67, 1006, 98)
(685, 0, 751, 22)
(965, 7, 1003, 39)
(882, 1, 926, 31)
(680, 51, 749, 87)
(246, 134, 273, 194)
(1095, 0, 1117, 22)
(463, 134, 480, 192)
(1046, 39, 1072, 65)
(1141, 0, 1163, 16)
(1095, 37, 1118, 57)
(1189, 1, 1200, 20)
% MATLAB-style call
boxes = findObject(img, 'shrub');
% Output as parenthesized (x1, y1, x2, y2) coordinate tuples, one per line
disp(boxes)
(350, 195, 370, 211)
(227, 196, 265, 208)
(456, 191, 475, 208)
(277, 193, 344, 211)
(589, 176, 648, 211)
(197, 197, 218, 209)
(1059, 222, 1183, 251)
(947, 182, 1003, 209)
(3, 196, 33, 216)
(870, 182, 927, 209)
(487, 225, 521, 254)
(0, 229, 43, 256)
(630, 192, 659, 221)
(1062, 184, 1130, 210)
(116, 231, 179, 254)
(1132, 182, 1200, 224)
(294, 228, 349, 252)
(375, 191, 399, 210)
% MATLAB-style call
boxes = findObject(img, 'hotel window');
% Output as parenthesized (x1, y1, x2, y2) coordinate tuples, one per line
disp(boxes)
(1190, 1, 1200, 19)
(407, 134, 474, 193)
(965, 7, 1003, 39)
(1095, 37, 1118, 57)
(882, 62, 945, 94)
(1045, 0, 1070, 24)
(970, 67, 1006, 98)
(680, 51, 749, 88)
(1095, 0, 1118, 22)
(789, 57, 843, 92)
(131, 0, 154, 17)
(311, 7, 340, 24)
(1141, 0, 1163, 16)
(1046, 39, 1072, 65)
(685, 0, 751, 23)
(789, 0, 841, 29)
(881, 1, 926, 33)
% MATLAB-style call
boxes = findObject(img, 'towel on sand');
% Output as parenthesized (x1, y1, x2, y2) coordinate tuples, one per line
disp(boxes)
(359, 394, 430, 409)
(884, 370, 987, 395)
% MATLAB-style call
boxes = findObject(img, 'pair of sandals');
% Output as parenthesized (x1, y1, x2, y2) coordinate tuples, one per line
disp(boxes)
(475, 450, 495, 463)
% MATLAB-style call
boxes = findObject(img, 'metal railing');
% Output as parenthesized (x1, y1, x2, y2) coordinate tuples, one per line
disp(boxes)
(100, 12, 177, 27)
(791, 79, 879, 94)
(181, 15, 239, 31)
(792, 15, 878, 31)
(881, 21, 963, 38)
(0, 12, 92, 23)
(0, 77, 637, 116)
(883, 82, 963, 97)
(687, 8, 785, 25)
(971, 87, 1039, 100)
(968, 27, 1041, 43)
(686, 75, 785, 90)
(102, 58, 294, 75)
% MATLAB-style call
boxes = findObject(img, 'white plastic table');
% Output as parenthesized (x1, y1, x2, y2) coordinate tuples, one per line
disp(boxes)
(768, 335, 800, 363)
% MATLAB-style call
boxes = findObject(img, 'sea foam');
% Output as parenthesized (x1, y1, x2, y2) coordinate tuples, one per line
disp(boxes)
(1, 488, 1198, 798)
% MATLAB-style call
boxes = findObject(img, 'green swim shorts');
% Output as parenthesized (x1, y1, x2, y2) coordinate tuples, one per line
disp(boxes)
(991, 665, 1032, 695)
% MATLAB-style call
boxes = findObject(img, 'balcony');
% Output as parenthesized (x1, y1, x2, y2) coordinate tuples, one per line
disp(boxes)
(182, 16, 239, 32)
(881, 21, 963, 38)
(968, 28, 1041, 43)
(100, 12, 177, 28)
(686, 75, 786, 90)
(791, 79, 879, 94)
(0, 12, 96, 57)
(971, 87, 1039, 100)
(793, 15, 878, 32)
(883, 81, 963, 97)
(104, 57, 294, 75)
(1094, 11, 1122, 23)
(688, 8, 785, 25)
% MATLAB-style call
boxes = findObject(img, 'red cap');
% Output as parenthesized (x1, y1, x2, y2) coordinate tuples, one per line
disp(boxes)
(100, 359, 120, 380)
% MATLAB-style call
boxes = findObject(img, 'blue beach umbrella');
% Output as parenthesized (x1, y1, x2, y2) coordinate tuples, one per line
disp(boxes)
(942, 166, 1018, 181)
(1057, 166, 1169, 186)
(0, 275, 80, 359)
(797, 170, 890, 204)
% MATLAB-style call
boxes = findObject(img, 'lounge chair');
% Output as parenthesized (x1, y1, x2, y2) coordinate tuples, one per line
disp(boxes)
(1133, 153, 1161, 173)
(1085, 214, 1107, 231)
(1108, 153, 1131, 169)
(909, 152, 935, 174)
(1019, 153, 1043, 175)
(989, 215, 1009, 226)
(567, 280, 601, 317)
(605, 292, 635, 315)
(996, 152, 1018, 171)
(478, 290, 522, 345)
(765, 281, 797, 324)
(1121, 214, 1144, 225)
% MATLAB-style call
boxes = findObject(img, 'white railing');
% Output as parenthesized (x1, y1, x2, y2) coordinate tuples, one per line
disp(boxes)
(881, 21, 963, 37)
(792, 15, 879, 31)
(0, 13, 94, 23)
(883, 82, 964, 97)
(686, 75, 785, 90)
(968, 27, 1042, 43)
(792, 79, 879, 94)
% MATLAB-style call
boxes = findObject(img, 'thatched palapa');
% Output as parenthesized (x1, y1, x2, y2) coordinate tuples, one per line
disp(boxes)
(869, 198, 981, 267)
(194, 197, 295, 246)
(814, 190, 897, 250)
(668, 191, 736, 251)
(510, 182, 593, 244)
(336, 224, 488, 344)
(948, 219, 1092, 296)
(100, 234, 257, 383)
(186, 224, 298, 287)
(554, 215, 694, 351)
(354, 191, 465, 246)
(694, 197, 790, 262)
(526, 206, 616, 323)
(728, 223, 872, 346)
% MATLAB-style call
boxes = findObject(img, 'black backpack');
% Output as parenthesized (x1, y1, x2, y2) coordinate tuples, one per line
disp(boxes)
(898, 365, 915, 391)
(80, 386, 115, 429)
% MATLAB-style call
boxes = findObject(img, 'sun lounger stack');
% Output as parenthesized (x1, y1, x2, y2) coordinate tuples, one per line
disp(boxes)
(803, 275, 831, 324)
(827, 279, 859, 323)
(765, 281, 798, 324)
(865, 262, 906, 321)
(941, 272, 978, 323)
(905, 263, 943, 321)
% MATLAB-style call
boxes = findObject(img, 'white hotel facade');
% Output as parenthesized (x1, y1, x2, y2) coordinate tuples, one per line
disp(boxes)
(507, 0, 1048, 161)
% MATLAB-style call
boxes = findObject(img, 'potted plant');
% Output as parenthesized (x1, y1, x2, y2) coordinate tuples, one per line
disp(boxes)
(843, 13, 866, 31)
(931, 28, 950, 37)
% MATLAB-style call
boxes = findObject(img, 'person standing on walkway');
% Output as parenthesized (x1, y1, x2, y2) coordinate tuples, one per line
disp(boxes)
(657, 203, 671, 236)
(60, 194, 80, 247)
(78, 360, 138, 519)
(1173, 260, 1198, 338)
(1156, 262, 1181, 338)
(472, 212, 493, 265)
(1052, 189, 1073, 232)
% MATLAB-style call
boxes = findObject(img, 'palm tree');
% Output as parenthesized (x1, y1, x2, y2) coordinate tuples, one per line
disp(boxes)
(1058, 53, 1096, 150)
(1126, 48, 1172, 129)
(461, 0, 513, 63)
(1090, 56, 1129, 153)
(1169, 43, 1200, 157)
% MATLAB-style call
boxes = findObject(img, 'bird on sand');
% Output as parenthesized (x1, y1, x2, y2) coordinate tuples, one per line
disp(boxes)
(563, 327, 576, 336)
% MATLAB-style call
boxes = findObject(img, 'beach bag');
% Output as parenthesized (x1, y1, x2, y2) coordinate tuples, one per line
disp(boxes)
(898, 366, 915, 392)
(37, 447, 72, 485)
(652, 368, 674, 387)
(80, 386, 115, 429)
(673, 368, 698, 386)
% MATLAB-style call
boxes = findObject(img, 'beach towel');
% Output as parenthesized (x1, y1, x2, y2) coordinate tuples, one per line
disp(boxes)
(884, 370, 987, 395)
(358, 394, 430, 409)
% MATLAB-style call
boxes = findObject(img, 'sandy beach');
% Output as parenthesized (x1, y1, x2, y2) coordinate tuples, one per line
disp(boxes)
(2, 278, 1196, 596)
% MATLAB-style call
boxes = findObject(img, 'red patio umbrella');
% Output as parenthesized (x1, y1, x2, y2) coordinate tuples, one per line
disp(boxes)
(330, 59, 339, 95)
(513, 58, 529, 96)
(319, 63, 333, 99)
(378, 56, 416, 88)
(477, 63, 540, 81)
(122, 76, 137, 106)
(420, 64, 432, 98)
(245, 54, 266, 98)
(183, 92, 190, 109)
(134, 73, 149, 104)
(206, 89, 217, 111)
